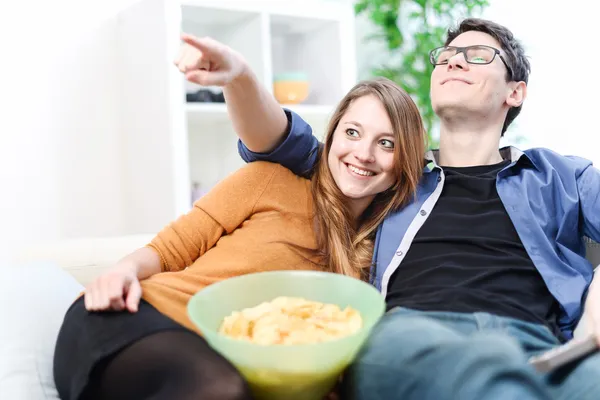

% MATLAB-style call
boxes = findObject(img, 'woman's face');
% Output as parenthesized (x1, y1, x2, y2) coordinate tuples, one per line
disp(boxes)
(328, 94, 397, 215)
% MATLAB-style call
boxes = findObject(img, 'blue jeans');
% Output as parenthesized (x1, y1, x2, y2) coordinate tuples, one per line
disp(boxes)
(343, 307, 600, 400)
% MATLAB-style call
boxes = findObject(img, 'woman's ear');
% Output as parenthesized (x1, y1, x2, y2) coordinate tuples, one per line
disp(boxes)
(507, 81, 527, 108)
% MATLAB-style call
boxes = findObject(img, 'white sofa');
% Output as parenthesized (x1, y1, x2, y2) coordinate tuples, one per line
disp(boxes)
(2, 234, 599, 399)
(15, 234, 155, 286)
(0, 234, 153, 400)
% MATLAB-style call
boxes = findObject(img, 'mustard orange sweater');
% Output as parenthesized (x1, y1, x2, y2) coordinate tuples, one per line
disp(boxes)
(142, 162, 323, 333)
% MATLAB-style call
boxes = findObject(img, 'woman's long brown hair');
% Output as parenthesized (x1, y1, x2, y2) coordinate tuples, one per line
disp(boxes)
(312, 77, 426, 280)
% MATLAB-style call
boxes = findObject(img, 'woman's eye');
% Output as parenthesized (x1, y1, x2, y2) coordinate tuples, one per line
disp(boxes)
(346, 128, 359, 137)
(380, 139, 395, 149)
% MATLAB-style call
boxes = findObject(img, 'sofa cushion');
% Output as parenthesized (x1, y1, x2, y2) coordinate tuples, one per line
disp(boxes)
(15, 234, 154, 286)
(0, 261, 83, 399)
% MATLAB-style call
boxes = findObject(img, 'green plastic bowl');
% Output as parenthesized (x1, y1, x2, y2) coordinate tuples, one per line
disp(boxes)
(187, 270, 385, 400)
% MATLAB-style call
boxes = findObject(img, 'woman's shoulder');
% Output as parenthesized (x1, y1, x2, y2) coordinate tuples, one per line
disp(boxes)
(241, 162, 312, 205)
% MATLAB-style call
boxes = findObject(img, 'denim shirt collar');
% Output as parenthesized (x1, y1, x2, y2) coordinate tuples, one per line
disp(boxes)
(423, 146, 540, 173)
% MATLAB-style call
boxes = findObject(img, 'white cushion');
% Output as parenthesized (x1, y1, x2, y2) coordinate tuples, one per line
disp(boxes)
(15, 234, 154, 286)
(0, 261, 83, 400)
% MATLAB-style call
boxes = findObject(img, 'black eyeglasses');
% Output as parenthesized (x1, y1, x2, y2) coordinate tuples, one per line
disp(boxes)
(429, 45, 513, 79)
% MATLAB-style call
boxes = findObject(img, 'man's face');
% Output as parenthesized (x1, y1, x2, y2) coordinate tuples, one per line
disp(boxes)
(430, 31, 513, 120)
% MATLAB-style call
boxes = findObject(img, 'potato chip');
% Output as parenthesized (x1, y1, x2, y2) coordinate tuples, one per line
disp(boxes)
(219, 297, 363, 345)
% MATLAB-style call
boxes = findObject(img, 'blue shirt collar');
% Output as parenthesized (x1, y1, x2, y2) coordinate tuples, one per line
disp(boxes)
(423, 146, 540, 173)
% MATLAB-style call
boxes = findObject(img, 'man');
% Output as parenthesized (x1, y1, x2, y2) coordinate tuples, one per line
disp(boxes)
(175, 19, 600, 399)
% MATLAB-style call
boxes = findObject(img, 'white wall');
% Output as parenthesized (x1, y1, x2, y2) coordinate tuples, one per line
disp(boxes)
(0, 0, 146, 261)
(117, 0, 190, 238)
(1, 0, 356, 263)
(1, 0, 596, 261)
(483, 0, 600, 163)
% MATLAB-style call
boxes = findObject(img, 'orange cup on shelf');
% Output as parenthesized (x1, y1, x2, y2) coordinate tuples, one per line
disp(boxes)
(273, 72, 309, 104)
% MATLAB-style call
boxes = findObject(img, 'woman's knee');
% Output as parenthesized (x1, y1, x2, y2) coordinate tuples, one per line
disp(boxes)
(157, 354, 253, 400)
(95, 331, 254, 400)
(104, 360, 253, 400)
(191, 369, 253, 400)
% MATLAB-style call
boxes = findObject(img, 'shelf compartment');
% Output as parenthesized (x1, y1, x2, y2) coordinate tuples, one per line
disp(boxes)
(270, 14, 343, 106)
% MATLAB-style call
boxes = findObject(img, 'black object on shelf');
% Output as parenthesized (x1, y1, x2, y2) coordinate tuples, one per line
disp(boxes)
(186, 89, 225, 103)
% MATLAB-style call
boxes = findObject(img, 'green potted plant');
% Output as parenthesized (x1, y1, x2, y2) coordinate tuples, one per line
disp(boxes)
(355, 0, 489, 148)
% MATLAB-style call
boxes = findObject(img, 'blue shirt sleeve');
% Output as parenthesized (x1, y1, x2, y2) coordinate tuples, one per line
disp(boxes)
(576, 163, 600, 244)
(237, 109, 321, 178)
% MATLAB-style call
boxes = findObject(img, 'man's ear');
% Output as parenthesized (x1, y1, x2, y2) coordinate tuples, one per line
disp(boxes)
(507, 81, 527, 108)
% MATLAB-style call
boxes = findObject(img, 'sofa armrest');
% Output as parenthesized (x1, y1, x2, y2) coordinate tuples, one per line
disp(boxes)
(15, 234, 154, 286)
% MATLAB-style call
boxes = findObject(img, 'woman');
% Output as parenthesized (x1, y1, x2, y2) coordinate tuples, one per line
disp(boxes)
(53, 64, 426, 400)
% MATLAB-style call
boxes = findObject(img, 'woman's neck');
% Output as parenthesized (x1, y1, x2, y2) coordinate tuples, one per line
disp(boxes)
(347, 196, 375, 226)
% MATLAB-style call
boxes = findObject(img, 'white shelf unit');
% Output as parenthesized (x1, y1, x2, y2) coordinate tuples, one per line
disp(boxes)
(117, 0, 357, 235)
(183, 0, 357, 201)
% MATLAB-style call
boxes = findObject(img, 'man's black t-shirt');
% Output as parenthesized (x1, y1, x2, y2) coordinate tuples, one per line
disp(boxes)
(385, 160, 562, 338)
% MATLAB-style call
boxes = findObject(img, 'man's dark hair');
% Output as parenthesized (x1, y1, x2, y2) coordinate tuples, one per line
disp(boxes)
(445, 18, 531, 136)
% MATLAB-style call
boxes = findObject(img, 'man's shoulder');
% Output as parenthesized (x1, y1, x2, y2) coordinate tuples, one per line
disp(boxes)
(523, 147, 593, 173)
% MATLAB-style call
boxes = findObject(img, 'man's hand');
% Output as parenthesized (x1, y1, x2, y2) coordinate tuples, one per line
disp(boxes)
(174, 33, 249, 87)
(582, 275, 600, 345)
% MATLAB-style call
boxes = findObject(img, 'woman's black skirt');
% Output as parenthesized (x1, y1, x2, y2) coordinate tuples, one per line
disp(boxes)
(53, 297, 191, 400)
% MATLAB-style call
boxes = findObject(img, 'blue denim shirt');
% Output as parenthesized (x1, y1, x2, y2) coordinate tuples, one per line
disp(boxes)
(238, 110, 600, 339)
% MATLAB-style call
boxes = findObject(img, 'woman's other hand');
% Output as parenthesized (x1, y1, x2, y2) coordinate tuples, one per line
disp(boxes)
(84, 262, 142, 313)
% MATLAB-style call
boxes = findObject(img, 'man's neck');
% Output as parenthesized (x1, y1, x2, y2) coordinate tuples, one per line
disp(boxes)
(436, 122, 503, 167)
